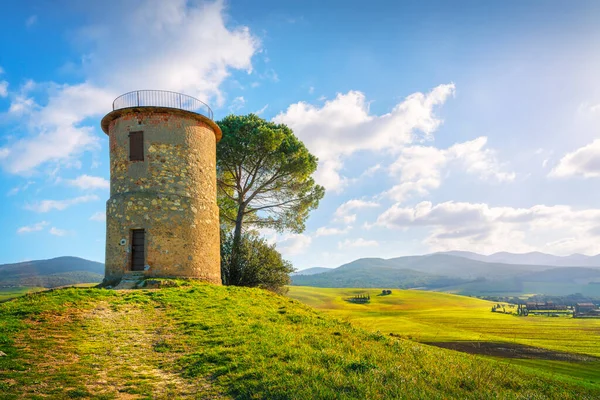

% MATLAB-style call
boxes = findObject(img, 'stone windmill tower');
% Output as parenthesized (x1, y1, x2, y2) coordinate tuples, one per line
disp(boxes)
(101, 90, 222, 286)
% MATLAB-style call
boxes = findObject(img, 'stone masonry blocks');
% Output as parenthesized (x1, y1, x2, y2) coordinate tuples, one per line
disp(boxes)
(101, 107, 222, 285)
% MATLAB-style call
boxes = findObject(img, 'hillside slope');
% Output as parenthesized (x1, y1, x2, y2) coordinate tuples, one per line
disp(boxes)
(290, 254, 547, 289)
(0, 282, 597, 399)
(0, 257, 103, 287)
(288, 286, 600, 358)
(291, 264, 469, 289)
(381, 254, 550, 278)
(290, 254, 600, 295)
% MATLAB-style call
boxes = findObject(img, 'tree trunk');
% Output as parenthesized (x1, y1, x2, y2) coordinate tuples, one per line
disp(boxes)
(230, 204, 245, 285)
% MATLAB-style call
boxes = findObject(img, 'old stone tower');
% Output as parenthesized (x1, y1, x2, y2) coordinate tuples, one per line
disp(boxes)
(101, 90, 222, 285)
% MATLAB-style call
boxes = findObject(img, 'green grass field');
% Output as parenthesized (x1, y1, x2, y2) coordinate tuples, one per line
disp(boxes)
(287, 286, 600, 388)
(0, 284, 97, 303)
(0, 287, 45, 302)
(1, 282, 598, 398)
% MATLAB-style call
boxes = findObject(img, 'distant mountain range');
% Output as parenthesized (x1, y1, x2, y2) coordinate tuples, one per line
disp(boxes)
(3, 250, 600, 296)
(0, 257, 103, 288)
(436, 251, 600, 267)
(291, 252, 600, 296)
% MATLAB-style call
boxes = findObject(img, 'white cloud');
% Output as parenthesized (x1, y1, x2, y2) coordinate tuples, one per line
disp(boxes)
(334, 199, 379, 224)
(375, 201, 600, 255)
(7, 181, 35, 196)
(0, 81, 8, 97)
(49, 227, 68, 236)
(387, 145, 448, 202)
(277, 233, 312, 256)
(66, 174, 109, 190)
(17, 221, 49, 234)
(314, 158, 349, 192)
(90, 211, 106, 222)
(1, 0, 259, 176)
(78, 0, 259, 103)
(387, 137, 515, 202)
(578, 101, 600, 115)
(315, 226, 350, 236)
(1, 82, 111, 175)
(25, 15, 37, 28)
(261, 68, 279, 82)
(448, 137, 515, 182)
(255, 227, 278, 245)
(308, 86, 315, 94)
(25, 194, 99, 213)
(361, 164, 382, 177)
(229, 96, 246, 112)
(273, 84, 455, 191)
(338, 238, 379, 249)
(549, 139, 600, 178)
(7, 90, 35, 115)
(254, 104, 268, 115)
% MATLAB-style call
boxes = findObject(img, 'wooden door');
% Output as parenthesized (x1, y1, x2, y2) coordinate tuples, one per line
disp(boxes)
(131, 229, 145, 271)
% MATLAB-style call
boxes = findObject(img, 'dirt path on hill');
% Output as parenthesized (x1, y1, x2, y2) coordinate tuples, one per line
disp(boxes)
(14, 301, 226, 399)
(425, 341, 599, 362)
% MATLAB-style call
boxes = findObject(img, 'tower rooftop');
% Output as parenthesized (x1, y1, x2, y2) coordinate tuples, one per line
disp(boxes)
(112, 90, 213, 118)
(101, 90, 220, 140)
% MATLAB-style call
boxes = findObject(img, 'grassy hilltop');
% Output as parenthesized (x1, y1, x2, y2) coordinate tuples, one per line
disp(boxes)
(0, 282, 599, 399)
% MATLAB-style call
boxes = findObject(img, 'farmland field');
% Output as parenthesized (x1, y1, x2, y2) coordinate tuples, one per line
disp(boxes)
(287, 286, 600, 387)
(439, 280, 600, 297)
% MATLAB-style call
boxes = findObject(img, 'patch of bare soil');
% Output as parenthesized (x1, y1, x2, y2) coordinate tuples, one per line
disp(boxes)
(13, 301, 227, 399)
(425, 341, 598, 361)
(79, 302, 225, 399)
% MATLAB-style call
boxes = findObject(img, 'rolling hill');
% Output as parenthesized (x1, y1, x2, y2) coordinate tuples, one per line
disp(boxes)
(0, 282, 596, 398)
(521, 267, 600, 283)
(0, 256, 103, 288)
(438, 251, 600, 267)
(287, 286, 600, 389)
(290, 253, 600, 296)
(291, 263, 469, 289)
(349, 254, 551, 279)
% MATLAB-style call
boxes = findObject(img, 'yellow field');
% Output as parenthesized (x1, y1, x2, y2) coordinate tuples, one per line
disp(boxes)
(287, 286, 600, 358)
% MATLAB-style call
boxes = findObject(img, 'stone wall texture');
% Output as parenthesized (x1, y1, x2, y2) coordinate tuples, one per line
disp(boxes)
(102, 108, 221, 285)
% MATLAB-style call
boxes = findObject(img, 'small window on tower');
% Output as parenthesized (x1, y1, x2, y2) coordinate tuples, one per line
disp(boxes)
(129, 131, 144, 161)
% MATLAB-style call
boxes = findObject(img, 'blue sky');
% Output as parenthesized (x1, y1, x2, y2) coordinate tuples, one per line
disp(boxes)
(1, 0, 600, 269)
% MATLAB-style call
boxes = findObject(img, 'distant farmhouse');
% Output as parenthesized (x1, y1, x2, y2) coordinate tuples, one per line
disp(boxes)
(525, 302, 568, 311)
(574, 303, 600, 318)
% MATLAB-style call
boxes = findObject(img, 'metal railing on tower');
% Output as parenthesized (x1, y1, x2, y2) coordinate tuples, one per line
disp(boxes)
(112, 90, 213, 120)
